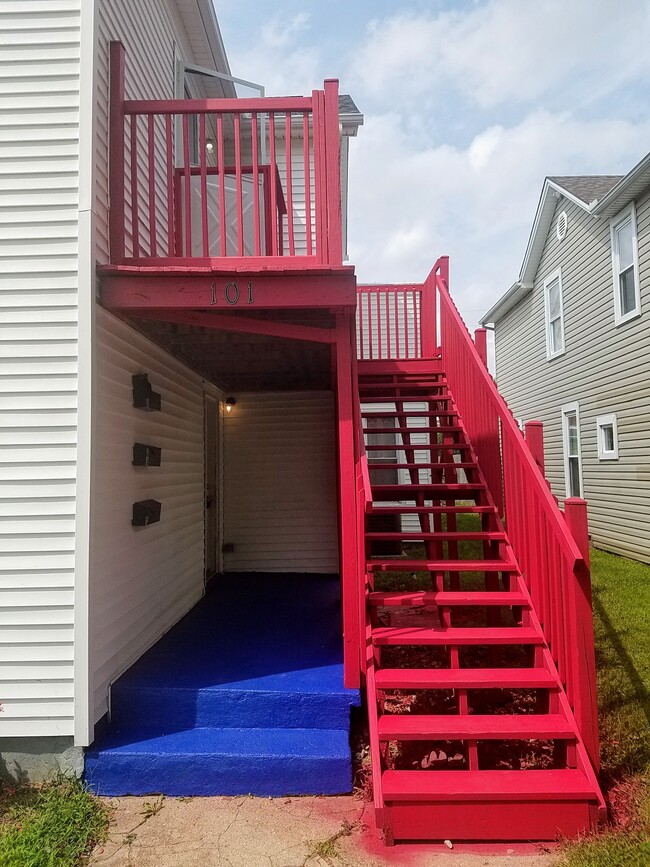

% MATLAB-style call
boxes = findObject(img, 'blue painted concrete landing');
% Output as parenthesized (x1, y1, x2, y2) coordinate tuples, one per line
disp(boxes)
(85, 573, 360, 797)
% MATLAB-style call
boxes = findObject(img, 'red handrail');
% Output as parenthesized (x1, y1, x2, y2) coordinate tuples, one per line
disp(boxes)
(433, 256, 599, 771)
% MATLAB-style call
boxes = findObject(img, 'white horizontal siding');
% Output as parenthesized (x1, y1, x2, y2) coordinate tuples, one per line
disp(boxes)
(495, 191, 650, 563)
(0, 0, 81, 738)
(223, 392, 339, 573)
(95, 0, 202, 262)
(91, 308, 206, 724)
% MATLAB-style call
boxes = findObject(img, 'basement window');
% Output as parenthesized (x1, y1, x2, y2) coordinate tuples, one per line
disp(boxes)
(597, 414, 619, 461)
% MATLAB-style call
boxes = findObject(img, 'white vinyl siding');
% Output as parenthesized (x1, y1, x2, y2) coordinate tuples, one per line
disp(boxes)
(611, 204, 641, 325)
(495, 191, 650, 563)
(223, 392, 339, 573)
(91, 309, 207, 724)
(95, 0, 196, 263)
(0, 0, 82, 737)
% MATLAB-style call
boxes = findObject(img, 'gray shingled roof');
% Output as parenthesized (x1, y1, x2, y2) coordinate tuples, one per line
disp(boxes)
(547, 175, 623, 205)
(339, 94, 362, 116)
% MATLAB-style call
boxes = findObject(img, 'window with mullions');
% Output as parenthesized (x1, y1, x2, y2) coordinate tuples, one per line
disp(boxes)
(544, 269, 565, 359)
(562, 402, 583, 498)
(611, 205, 641, 325)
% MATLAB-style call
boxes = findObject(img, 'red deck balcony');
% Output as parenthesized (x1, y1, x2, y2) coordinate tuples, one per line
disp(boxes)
(107, 42, 344, 273)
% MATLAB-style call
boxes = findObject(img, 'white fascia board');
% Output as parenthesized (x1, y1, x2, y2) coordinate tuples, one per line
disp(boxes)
(481, 177, 596, 326)
(480, 281, 532, 326)
(592, 151, 650, 217)
(196, 0, 232, 75)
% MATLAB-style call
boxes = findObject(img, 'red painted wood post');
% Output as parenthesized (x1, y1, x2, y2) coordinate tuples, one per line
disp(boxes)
(336, 310, 361, 689)
(564, 498, 600, 772)
(524, 421, 545, 475)
(323, 79, 343, 266)
(109, 42, 126, 264)
(474, 327, 488, 367)
(421, 276, 437, 358)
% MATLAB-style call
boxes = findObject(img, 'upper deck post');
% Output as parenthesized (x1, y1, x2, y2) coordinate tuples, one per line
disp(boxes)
(324, 79, 343, 266)
(109, 42, 126, 265)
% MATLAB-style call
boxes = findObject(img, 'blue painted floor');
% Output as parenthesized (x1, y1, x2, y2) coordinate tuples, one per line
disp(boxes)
(86, 573, 360, 797)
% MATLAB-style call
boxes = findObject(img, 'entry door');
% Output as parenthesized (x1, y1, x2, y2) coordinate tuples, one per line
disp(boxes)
(204, 396, 219, 577)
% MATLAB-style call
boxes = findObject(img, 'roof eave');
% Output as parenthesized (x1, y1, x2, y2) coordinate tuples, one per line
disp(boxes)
(592, 151, 650, 217)
(480, 281, 533, 326)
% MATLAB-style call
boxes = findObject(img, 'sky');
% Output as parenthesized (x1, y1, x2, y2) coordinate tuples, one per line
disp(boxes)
(215, 0, 650, 329)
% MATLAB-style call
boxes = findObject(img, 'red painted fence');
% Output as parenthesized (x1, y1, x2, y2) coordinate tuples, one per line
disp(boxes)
(355, 257, 600, 773)
(109, 42, 342, 268)
(356, 281, 437, 360)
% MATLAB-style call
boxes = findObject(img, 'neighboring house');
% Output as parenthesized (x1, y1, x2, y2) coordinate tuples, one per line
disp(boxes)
(1, 0, 604, 844)
(482, 153, 650, 564)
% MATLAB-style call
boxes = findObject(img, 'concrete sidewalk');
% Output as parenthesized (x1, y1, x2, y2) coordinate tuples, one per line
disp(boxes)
(91, 794, 559, 867)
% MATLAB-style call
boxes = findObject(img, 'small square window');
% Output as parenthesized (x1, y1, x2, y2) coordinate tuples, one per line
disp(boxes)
(611, 206, 641, 325)
(597, 414, 619, 461)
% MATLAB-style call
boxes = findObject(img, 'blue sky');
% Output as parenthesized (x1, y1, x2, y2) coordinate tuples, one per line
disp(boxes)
(216, 0, 650, 328)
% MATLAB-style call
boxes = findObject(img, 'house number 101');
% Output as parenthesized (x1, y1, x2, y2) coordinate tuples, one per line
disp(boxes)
(210, 281, 254, 305)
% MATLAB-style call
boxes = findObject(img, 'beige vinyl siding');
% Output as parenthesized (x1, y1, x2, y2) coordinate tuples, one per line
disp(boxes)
(91, 308, 206, 723)
(0, 0, 81, 737)
(223, 392, 339, 573)
(495, 191, 650, 563)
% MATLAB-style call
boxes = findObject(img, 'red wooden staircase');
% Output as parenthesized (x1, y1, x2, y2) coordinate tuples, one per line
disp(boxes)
(351, 260, 605, 843)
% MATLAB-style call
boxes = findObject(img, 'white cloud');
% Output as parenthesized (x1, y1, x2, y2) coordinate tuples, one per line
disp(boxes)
(347, 110, 650, 327)
(230, 13, 320, 95)
(349, 1, 650, 110)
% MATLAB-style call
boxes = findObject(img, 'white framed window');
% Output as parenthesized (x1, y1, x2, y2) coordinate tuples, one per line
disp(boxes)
(561, 402, 583, 498)
(610, 204, 641, 325)
(544, 268, 565, 359)
(596, 414, 619, 460)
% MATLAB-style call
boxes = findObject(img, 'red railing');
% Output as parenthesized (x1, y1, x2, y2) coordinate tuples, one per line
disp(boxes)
(433, 257, 599, 772)
(353, 257, 600, 773)
(109, 42, 342, 268)
(356, 282, 437, 360)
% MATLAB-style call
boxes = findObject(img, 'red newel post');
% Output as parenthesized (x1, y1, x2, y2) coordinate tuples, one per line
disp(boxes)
(323, 79, 343, 266)
(524, 420, 545, 475)
(564, 497, 599, 771)
(421, 277, 436, 358)
(109, 42, 126, 265)
(474, 328, 488, 367)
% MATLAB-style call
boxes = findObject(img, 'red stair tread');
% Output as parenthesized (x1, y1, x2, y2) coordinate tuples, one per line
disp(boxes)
(367, 559, 518, 572)
(389, 426, 463, 434)
(382, 769, 598, 802)
(375, 667, 556, 690)
(377, 713, 575, 741)
(372, 626, 543, 646)
(364, 443, 470, 451)
(363, 411, 458, 418)
(367, 463, 476, 470)
(372, 483, 483, 491)
(365, 531, 503, 541)
(368, 590, 527, 607)
(370, 505, 493, 514)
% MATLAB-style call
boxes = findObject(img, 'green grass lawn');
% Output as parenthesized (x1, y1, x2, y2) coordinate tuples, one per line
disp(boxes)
(0, 777, 108, 867)
(559, 546, 650, 867)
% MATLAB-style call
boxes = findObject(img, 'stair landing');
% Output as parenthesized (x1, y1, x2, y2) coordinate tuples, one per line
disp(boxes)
(86, 573, 360, 797)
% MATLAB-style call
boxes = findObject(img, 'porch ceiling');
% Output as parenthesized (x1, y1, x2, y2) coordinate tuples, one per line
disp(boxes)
(128, 308, 335, 391)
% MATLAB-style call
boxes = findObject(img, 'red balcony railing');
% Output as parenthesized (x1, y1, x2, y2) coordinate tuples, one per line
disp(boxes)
(108, 42, 342, 269)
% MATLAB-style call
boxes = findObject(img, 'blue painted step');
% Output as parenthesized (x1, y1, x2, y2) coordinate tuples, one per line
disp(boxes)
(85, 726, 352, 797)
(86, 574, 360, 797)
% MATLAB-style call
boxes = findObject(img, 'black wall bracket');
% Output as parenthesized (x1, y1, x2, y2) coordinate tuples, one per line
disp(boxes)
(132, 499, 162, 527)
(132, 442, 162, 467)
(132, 373, 161, 411)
